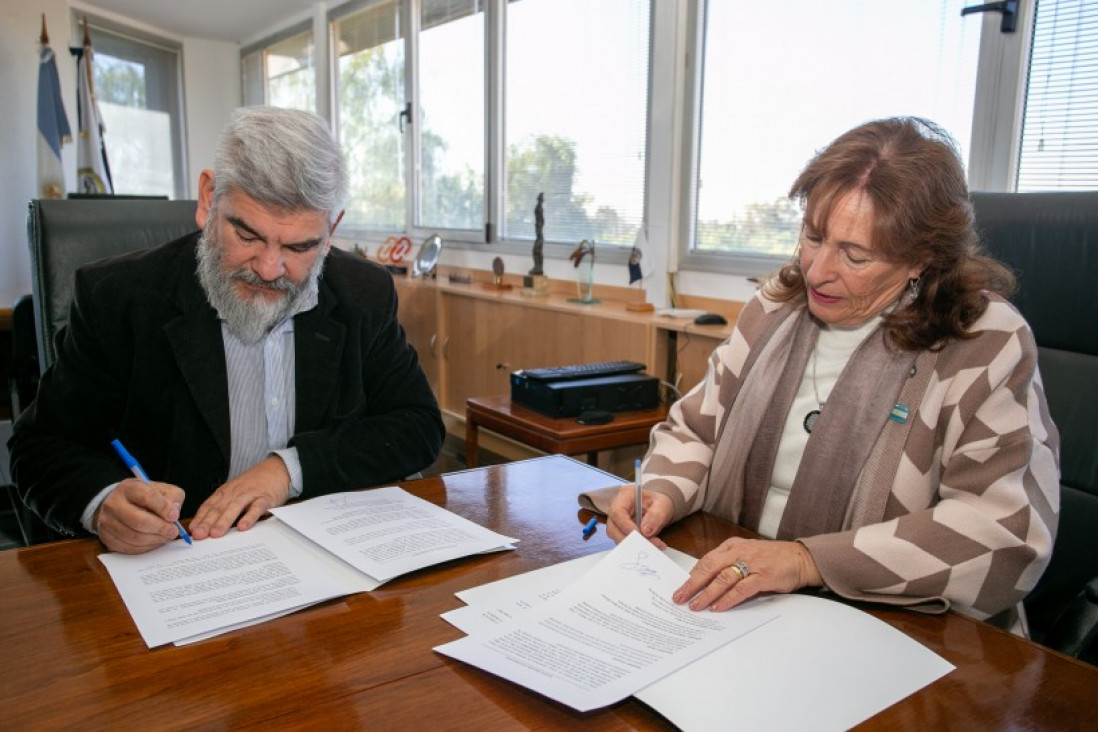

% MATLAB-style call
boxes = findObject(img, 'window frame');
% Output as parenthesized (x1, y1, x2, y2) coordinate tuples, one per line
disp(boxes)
(76, 11, 188, 200)
(236, 0, 1068, 281)
(675, 0, 1042, 278)
(240, 20, 318, 111)
(323, 0, 651, 267)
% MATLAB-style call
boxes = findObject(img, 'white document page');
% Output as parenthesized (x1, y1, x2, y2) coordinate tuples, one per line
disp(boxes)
(99, 518, 363, 648)
(170, 518, 380, 645)
(635, 592, 955, 731)
(435, 532, 778, 712)
(270, 487, 517, 582)
(444, 547, 698, 637)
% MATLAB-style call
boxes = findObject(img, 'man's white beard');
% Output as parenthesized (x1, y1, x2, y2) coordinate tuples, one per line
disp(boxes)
(196, 221, 326, 344)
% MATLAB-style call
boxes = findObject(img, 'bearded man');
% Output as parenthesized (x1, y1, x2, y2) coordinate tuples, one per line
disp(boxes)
(9, 107, 444, 554)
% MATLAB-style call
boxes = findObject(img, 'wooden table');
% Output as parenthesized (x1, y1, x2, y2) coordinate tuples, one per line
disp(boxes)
(465, 395, 668, 467)
(1, 455, 1095, 730)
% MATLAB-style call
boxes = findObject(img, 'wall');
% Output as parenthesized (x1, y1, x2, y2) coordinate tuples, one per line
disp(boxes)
(0, 0, 72, 307)
(0, 0, 239, 307)
(182, 37, 242, 184)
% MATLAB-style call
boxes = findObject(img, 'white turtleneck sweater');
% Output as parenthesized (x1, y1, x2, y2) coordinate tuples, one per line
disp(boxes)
(757, 315, 882, 538)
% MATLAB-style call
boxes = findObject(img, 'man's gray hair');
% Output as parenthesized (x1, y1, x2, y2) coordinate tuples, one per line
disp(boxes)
(212, 106, 347, 223)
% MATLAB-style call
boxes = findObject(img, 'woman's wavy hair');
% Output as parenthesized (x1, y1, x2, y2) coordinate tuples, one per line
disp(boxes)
(763, 117, 1015, 351)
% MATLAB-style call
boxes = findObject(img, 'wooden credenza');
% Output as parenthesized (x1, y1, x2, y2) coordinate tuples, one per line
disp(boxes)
(392, 273, 740, 421)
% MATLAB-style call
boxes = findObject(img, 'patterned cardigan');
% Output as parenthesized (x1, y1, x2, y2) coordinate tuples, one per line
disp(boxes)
(644, 291, 1060, 631)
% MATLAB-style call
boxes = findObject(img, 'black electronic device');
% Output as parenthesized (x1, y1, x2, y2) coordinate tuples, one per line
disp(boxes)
(511, 371, 659, 418)
(576, 409, 614, 425)
(521, 360, 646, 382)
(694, 312, 728, 325)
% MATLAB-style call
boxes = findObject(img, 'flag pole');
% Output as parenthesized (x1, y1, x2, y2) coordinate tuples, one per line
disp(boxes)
(73, 15, 113, 194)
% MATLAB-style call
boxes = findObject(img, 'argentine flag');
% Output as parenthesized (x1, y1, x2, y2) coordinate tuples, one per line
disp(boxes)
(37, 41, 71, 199)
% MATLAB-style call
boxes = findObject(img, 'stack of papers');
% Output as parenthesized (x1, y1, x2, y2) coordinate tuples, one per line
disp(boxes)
(435, 532, 779, 711)
(437, 533, 955, 727)
(100, 487, 516, 647)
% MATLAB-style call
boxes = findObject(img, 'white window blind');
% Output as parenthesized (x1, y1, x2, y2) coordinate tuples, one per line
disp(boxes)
(266, 30, 316, 112)
(1016, 0, 1098, 191)
(86, 19, 185, 199)
(241, 49, 264, 106)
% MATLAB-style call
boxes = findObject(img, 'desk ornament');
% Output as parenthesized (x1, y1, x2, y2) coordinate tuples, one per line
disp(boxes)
(523, 192, 550, 296)
(485, 256, 513, 291)
(567, 239, 599, 304)
(626, 244, 654, 312)
(378, 235, 412, 276)
(413, 234, 442, 278)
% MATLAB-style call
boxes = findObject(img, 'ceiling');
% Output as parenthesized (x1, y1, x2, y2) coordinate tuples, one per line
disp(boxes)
(79, 0, 324, 44)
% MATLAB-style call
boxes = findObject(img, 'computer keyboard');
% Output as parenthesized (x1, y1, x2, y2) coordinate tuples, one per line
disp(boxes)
(520, 360, 646, 382)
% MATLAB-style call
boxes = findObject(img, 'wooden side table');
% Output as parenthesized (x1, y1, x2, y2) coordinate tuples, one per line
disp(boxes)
(465, 395, 669, 467)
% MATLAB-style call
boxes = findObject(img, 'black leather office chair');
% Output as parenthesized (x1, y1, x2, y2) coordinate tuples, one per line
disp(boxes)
(11, 198, 198, 545)
(7, 294, 39, 417)
(972, 191, 1098, 664)
(27, 198, 199, 371)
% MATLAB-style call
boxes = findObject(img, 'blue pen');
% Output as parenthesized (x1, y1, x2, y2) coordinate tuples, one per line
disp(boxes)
(582, 516, 598, 537)
(110, 439, 193, 546)
(634, 458, 643, 531)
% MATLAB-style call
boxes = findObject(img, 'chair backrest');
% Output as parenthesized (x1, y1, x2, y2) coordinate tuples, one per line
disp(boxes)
(26, 198, 199, 371)
(970, 191, 1098, 646)
(8, 294, 39, 416)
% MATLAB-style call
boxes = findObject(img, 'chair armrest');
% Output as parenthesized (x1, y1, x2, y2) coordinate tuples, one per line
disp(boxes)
(1043, 577, 1098, 663)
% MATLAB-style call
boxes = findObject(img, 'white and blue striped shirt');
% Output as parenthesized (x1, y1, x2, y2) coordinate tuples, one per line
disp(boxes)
(81, 293, 317, 533)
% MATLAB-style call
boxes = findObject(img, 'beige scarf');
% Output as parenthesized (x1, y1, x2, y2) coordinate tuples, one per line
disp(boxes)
(704, 306, 920, 539)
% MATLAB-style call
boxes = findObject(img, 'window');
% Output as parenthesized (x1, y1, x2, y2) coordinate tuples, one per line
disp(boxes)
(417, 0, 485, 232)
(327, 0, 651, 246)
(685, 1, 981, 270)
(504, 0, 650, 246)
(241, 26, 317, 112)
(333, 1, 406, 231)
(82, 15, 186, 199)
(1016, 0, 1098, 191)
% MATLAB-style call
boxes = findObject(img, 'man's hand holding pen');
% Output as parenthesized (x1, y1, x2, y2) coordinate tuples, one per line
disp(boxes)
(103, 441, 292, 553)
(94, 478, 187, 554)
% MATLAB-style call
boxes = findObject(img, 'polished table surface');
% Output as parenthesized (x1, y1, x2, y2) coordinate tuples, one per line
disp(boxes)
(1, 455, 1095, 730)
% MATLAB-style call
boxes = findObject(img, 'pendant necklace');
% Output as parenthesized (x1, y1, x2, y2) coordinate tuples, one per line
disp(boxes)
(803, 347, 824, 434)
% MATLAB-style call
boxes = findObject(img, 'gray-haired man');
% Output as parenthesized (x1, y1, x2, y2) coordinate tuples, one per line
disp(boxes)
(11, 107, 444, 554)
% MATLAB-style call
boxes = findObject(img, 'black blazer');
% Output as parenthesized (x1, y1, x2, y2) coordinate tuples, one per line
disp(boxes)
(10, 234, 444, 536)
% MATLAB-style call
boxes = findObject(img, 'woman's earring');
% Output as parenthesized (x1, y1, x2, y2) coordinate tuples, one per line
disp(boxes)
(908, 277, 921, 300)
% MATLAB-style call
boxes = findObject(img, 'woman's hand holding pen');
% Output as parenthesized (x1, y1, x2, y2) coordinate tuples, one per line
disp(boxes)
(189, 455, 291, 540)
(606, 484, 674, 548)
(95, 479, 186, 554)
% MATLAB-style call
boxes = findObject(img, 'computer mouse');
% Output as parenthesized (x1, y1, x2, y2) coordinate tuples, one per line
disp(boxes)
(576, 410, 614, 425)
(694, 312, 728, 325)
